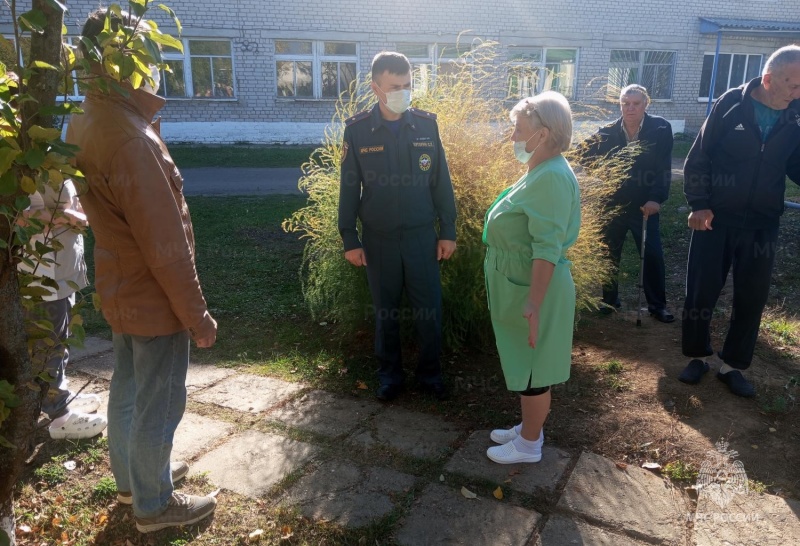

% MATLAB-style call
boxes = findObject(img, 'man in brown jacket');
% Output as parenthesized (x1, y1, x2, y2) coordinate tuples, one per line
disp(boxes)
(66, 9, 218, 533)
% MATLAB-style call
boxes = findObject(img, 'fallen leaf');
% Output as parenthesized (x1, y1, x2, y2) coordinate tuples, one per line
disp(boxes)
(96, 514, 107, 525)
(280, 524, 293, 540)
(769, 428, 776, 433)
(52, 516, 62, 528)
(61, 530, 68, 542)
(248, 529, 264, 542)
(356, 380, 368, 390)
(439, 474, 444, 482)
(642, 462, 662, 471)
(508, 469, 521, 477)
(319, 321, 328, 326)
(460, 486, 477, 499)
(493, 486, 504, 500)
(55, 495, 65, 504)
(17, 524, 31, 534)
(504, 479, 512, 484)
(127, 540, 135, 546)
(615, 462, 628, 470)
(751, 444, 758, 449)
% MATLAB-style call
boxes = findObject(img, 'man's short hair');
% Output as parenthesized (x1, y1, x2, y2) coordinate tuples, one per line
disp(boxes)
(79, 8, 133, 58)
(763, 45, 800, 76)
(620, 84, 650, 105)
(371, 52, 411, 80)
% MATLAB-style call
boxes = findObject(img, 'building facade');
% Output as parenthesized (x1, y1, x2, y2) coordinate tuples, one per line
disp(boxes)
(1, 0, 798, 144)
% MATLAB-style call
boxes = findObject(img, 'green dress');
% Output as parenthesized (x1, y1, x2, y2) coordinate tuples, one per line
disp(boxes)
(483, 155, 581, 390)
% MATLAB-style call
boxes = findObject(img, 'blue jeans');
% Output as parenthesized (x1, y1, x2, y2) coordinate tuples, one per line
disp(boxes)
(33, 298, 73, 419)
(108, 331, 190, 518)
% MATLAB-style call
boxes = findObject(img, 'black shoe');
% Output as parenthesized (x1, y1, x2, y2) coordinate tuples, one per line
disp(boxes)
(678, 359, 710, 385)
(420, 382, 449, 401)
(716, 370, 756, 398)
(376, 383, 404, 402)
(649, 308, 675, 323)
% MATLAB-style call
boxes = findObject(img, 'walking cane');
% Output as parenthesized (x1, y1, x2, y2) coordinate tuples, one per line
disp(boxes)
(636, 214, 648, 327)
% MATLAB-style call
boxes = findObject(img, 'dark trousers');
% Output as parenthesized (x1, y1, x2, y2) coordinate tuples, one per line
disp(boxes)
(602, 211, 667, 311)
(362, 227, 443, 387)
(681, 225, 778, 370)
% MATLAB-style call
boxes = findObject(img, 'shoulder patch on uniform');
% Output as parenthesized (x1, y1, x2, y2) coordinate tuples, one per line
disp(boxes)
(345, 110, 371, 126)
(409, 108, 437, 120)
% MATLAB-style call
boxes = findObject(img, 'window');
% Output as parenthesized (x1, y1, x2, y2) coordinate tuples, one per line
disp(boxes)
(507, 47, 577, 99)
(607, 50, 676, 100)
(698, 53, 762, 101)
(157, 39, 235, 99)
(275, 40, 357, 99)
(2, 36, 82, 100)
(396, 43, 471, 90)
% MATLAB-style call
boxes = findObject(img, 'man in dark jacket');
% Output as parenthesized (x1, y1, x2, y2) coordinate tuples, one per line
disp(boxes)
(581, 84, 675, 322)
(680, 45, 800, 397)
(338, 52, 457, 402)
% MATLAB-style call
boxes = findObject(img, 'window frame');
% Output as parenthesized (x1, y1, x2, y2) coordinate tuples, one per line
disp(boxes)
(607, 49, 677, 101)
(158, 38, 237, 100)
(697, 52, 763, 102)
(506, 46, 578, 100)
(395, 42, 471, 91)
(274, 39, 359, 100)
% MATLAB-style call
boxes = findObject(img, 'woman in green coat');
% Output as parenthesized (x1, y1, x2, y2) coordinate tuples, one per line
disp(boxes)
(483, 91, 581, 464)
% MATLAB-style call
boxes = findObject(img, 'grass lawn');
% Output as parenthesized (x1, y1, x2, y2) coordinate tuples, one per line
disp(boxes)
(168, 145, 317, 169)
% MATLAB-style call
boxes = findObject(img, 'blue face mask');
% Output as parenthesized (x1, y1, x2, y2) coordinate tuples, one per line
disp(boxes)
(514, 130, 542, 164)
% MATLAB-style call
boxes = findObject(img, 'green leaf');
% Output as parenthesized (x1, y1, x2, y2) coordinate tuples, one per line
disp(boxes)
(147, 31, 183, 53)
(21, 148, 46, 169)
(20, 176, 36, 194)
(91, 292, 102, 311)
(71, 323, 86, 344)
(0, 380, 20, 407)
(28, 125, 62, 141)
(18, 9, 48, 34)
(157, 4, 183, 36)
(129, 0, 147, 18)
(0, 436, 16, 450)
(0, 171, 16, 196)
(0, 239, 7, 249)
(0, 147, 20, 173)
(39, 103, 84, 117)
(32, 60, 58, 71)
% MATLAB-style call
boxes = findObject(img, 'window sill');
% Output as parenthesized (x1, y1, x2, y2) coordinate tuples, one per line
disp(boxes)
(276, 97, 341, 102)
(162, 97, 239, 102)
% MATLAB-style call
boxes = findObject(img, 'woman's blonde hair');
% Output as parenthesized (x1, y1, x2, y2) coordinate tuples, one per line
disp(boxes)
(510, 91, 573, 152)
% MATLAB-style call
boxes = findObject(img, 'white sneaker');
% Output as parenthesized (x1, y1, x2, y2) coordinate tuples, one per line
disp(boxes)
(490, 424, 520, 444)
(68, 393, 102, 414)
(49, 411, 108, 440)
(486, 431, 544, 464)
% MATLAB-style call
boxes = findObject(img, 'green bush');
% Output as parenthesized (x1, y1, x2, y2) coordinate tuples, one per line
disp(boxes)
(285, 41, 619, 349)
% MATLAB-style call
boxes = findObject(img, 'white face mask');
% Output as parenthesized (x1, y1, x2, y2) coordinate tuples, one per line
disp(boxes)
(514, 130, 542, 164)
(141, 65, 161, 95)
(383, 89, 412, 114)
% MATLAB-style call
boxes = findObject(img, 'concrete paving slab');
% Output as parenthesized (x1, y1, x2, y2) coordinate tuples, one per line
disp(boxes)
(444, 430, 571, 494)
(395, 483, 540, 546)
(190, 430, 318, 497)
(192, 373, 304, 413)
(692, 492, 800, 546)
(172, 412, 235, 462)
(71, 351, 115, 380)
(557, 451, 686, 545)
(283, 460, 415, 527)
(536, 515, 650, 546)
(349, 407, 461, 459)
(69, 336, 113, 362)
(268, 390, 382, 437)
(186, 362, 235, 393)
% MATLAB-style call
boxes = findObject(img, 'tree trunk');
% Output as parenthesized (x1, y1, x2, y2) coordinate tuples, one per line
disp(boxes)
(0, 2, 65, 544)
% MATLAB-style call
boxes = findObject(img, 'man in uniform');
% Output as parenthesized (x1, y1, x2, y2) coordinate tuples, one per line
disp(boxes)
(338, 51, 457, 402)
(680, 45, 800, 397)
